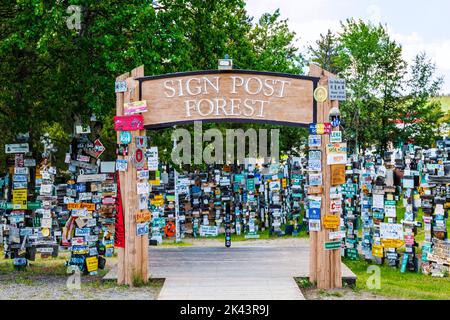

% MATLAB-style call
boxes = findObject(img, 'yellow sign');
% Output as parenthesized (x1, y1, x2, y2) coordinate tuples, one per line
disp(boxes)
(67, 203, 96, 211)
(85, 256, 98, 273)
(150, 179, 160, 186)
(323, 215, 340, 229)
(314, 86, 328, 103)
(381, 239, 405, 249)
(282, 178, 287, 189)
(12, 189, 27, 209)
(372, 244, 384, 258)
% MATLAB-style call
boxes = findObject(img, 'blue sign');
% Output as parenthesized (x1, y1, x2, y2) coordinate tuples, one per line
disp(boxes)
(308, 208, 321, 220)
(120, 131, 132, 144)
(75, 183, 86, 193)
(309, 124, 317, 135)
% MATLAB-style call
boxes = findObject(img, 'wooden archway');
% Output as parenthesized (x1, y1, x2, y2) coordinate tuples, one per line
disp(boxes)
(115, 64, 342, 289)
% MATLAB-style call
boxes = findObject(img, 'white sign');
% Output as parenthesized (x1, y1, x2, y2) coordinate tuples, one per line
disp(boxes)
(309, 219, 321, 232)
(115, 80, 127, 93)
(328, 78, 346, 101)
(380, 223, 404, 240)
(330, 131, 342, 143)
(200, 225, 219, 237)
(137, 182, 150, 195)
(309, 173, 322, 186)
(5, 143, 29, 154)
(329, 231, 346, 240)
(147, 147, 159, 171)
(77, 174, 107, 183)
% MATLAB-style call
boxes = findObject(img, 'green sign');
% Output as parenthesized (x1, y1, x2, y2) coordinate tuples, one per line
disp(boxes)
(324, 241, 342, 250)
(246, 178, 255, 191)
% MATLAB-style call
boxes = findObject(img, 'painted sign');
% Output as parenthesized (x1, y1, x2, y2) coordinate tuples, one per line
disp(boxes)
(331, 164, 346, 186)
(147, 147, 159, 171)
(326, 143, 347, 165)
(136, 210, 151, 223)
(114, 114, 145, 131)
(323, 215, 340, 229)
(136, 222, 150, 236)
(85, 256, 98, 272)
(372, 244, 384, 258)
(309, 123, 332, 135)
(132, 148, 146, 169)
(93, 139, 105, 158)
(139, 71, 317, 129)
(124, 100, 148, 115)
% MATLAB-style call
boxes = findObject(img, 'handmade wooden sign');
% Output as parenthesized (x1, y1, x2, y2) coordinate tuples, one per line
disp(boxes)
(114, 114, 145, 131)
(138, 71, 318, 129)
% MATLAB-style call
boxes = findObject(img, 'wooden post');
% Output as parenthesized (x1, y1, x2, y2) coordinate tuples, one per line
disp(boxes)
(117, 65, 149, 286)
(308, 64, 342, 289)
(116, 71, 129, 285)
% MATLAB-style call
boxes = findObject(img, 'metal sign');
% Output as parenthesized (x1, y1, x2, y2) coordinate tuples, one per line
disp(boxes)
(328, 78, 346, 101)
(93, 139, 105, 158)
(324, 241, 342, 250)
(119, 131, 132, 145)
(5, 143, 29, 154)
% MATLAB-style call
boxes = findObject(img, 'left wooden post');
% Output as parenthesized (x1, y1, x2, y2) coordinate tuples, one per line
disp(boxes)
(116, 65, 149, 286)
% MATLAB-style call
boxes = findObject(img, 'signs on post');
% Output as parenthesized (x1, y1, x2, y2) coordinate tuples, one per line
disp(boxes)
(324, 241, 342, 250)
(330, 131, 342, 143)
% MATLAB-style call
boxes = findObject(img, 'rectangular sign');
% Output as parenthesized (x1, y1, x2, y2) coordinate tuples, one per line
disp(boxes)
(114, 114, 145, 131)
(324, 241, 342, 250)
(5, 143, 29, 154)
(140, 72, 316, 129)
(124, 100, 148, 115)
(115, 80, 127, 93)
(326, 143, 347, 165)
(328, 78, 346, 101)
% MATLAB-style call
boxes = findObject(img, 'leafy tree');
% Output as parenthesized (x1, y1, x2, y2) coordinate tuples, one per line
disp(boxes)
(397, 53, 444, 146)
(338, 19, 405, 153)
(308, 29, 343, 75)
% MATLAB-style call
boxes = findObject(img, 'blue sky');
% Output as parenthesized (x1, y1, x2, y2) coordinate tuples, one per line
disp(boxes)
(246, 0, 450, 93)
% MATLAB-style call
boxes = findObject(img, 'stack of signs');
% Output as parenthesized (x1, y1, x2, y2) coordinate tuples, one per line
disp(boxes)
(63, 130, 115, 275)
(306, 133, 322, 234)
(360, 168, 374, 261)
(342, 166, 360, 260)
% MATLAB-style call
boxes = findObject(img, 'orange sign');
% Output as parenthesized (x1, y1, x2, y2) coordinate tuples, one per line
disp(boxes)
(135, 210, 151, 223)
(307, 186, 323, 195)
(331, 164, 346, 186)
(323, 215, 340, 229)
(67, 202, 96, 211)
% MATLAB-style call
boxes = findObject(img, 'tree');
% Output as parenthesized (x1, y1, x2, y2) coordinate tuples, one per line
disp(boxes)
(397, 53, 444, 146)
(0, 1, 307, 171)
(337, 19, 406, 153)
(308, 29, 343, 75)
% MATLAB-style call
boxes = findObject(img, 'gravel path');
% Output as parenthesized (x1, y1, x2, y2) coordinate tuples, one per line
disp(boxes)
(0, 274, 163, 300)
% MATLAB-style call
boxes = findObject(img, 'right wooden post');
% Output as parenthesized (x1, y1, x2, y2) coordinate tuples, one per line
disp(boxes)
(308, 64, 342, 289)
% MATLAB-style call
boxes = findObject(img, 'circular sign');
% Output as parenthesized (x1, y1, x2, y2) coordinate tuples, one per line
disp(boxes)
(119, 131, 132, 145)
(314, 87, 328, 103)
(41, 228, 50, 237)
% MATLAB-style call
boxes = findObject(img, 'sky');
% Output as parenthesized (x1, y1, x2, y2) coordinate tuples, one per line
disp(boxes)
(246, 0, 450, 94)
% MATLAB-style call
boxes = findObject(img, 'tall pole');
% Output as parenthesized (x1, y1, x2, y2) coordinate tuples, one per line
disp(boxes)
(173, 136, 181, 243)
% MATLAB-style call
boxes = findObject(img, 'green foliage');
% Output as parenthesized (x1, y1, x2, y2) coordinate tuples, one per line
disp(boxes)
(0, 1, 306, 169)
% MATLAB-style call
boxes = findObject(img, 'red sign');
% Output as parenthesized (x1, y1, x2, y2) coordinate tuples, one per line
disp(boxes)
(324, 123, 332, 134)
(114, 114, 144, 131)
(114, 173, 125, 248)
(93, 139, 105, 158)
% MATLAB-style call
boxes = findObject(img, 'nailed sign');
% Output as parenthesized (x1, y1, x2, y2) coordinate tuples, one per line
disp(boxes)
(5, 144, 29, 154)
(114, 114, 145, 131)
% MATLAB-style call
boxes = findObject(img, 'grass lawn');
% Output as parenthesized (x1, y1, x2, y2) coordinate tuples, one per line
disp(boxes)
(344, 258, 450, 300)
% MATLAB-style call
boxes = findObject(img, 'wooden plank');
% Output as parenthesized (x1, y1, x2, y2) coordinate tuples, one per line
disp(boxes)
(139, 72, 316, 128)
(308, 64, 342, 289)
(116, 71, 129, 285)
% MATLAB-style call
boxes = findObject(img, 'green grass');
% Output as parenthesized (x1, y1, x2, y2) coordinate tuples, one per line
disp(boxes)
(344, 258, 450, 300)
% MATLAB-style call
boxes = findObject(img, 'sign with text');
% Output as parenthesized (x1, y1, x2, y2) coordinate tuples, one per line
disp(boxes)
(328, 78, 346, 101)
(139, 71, 318, 128)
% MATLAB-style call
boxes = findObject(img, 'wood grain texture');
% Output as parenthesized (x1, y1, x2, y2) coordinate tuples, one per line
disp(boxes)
(116, 71, 129, 285)
(140, 72, 315, 128)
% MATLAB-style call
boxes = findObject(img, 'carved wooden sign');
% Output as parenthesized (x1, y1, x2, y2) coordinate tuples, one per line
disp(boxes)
(137, 71, 318, 129)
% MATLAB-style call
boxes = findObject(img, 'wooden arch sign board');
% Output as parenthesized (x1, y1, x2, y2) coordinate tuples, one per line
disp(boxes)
(116, 65, 341, 290)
